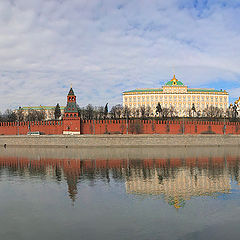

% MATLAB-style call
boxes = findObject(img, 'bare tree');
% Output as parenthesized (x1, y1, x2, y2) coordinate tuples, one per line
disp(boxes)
(16, 107, 25, 122)
(187, 108, 192, 117)
(135, 107, 140, 118)
(122, 106, 131, 118)
(2, 109, 17, 122)
(226, 107, 233, 119)
(140, 105, 146, 119)
(26, 109, 45, 121)
(169, 106, 177, 118)
(110, 104, 123, 119)
(95, 106, 104, 119)
(145, 105, 151, 117)
(131, 107, 137, 118)
(202, 106, 223, 119)
(85, 104, 94, 120)
(162, 107, 170, 118)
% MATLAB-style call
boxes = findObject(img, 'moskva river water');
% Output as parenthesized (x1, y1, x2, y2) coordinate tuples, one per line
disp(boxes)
(0, 146, 240, 240)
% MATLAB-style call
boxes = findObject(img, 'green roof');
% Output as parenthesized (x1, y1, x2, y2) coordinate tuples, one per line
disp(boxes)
(123, 88, 163, 93)
(123, 88, 227, 94)
(165, 75, 184, 86)
(20, 106, 65, 110)
(188, 89, 225, 93)
(165, 80, 184, 86)
(68, 88, 75, 96)
(64, 102, 78, 113)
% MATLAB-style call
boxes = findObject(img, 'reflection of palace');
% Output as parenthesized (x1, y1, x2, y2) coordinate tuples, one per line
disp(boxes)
(126, 168, 230, 208)
(0, 156, 239, 207)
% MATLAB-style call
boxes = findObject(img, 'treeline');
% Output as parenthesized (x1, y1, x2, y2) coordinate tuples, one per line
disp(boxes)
(0, 103, 239, 123)
(0, 108, 46, 122)
(78, 103, 239, 120)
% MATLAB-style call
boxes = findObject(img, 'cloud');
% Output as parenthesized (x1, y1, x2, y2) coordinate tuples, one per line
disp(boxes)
(0, 0, 240, 111)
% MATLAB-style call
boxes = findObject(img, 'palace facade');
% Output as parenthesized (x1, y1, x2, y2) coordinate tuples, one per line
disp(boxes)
(14, 105, 65, 120)
(123, 75, 229, 117)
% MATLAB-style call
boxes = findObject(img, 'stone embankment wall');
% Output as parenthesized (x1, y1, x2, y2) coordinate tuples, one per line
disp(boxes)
(0, 135, 240, 148)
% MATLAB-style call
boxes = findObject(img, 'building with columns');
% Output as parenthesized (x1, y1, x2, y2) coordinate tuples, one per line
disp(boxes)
(123, 75, 229, 117)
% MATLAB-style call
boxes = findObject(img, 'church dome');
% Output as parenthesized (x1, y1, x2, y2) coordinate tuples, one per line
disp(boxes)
(165, 75, 184, 86)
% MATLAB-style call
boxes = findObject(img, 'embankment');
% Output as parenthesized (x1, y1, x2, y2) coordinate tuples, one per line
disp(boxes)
(0, 134, 240, 148)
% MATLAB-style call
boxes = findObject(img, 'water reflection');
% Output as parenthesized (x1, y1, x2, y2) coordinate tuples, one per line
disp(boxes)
(0, 148, 239, 208)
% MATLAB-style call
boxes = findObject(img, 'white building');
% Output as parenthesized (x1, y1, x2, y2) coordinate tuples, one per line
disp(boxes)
(123, 75, 229, 117)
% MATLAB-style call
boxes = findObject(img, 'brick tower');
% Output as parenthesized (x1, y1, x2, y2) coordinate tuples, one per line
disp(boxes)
(63, 87, 81, 134)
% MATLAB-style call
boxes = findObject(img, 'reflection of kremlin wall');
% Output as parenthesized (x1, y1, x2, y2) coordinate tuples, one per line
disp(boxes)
(0, 156, 239, 204)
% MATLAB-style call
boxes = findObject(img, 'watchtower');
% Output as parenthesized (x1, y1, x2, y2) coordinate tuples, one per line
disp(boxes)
(63, 87, 81, 134)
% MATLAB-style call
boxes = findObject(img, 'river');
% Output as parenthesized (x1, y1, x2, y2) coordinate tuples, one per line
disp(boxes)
(0, 146, 239, 240)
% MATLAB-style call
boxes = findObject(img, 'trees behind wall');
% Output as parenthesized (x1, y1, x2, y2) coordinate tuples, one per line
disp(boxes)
(25, 109, 46, 121)
(1, 103, 239, 123)
(202, 106, 224, 118)
(109, 104, 122, 119)
(0, 109, 17, 122)
(0, 108, 46, 122)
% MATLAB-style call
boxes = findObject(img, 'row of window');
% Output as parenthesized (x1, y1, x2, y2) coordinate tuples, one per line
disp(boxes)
(66, 113, 77, 117)
(124, 95, 228, 102)
(163, 89, 186, 93)
(125, 102, 228, 108)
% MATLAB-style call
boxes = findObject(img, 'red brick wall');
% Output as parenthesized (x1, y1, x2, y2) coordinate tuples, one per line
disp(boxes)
(0, 119, 240, 135)
(80, 119, 240, 135)
(63, 117, 81, 133)
(0, 120, 63, 135)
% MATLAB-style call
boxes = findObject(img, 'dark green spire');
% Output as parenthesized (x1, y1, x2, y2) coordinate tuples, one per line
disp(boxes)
(68, 88, 75, 96)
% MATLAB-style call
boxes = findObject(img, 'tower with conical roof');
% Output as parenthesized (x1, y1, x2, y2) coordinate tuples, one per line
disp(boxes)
(63, 86, 81, 134)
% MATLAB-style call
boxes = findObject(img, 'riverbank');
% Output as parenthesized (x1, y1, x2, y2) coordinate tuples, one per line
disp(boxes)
(0, 134, 240, 148)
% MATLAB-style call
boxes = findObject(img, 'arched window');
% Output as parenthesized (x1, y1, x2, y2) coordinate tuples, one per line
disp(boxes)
(74, 114, 76, 117)
(66, 114, 69, 117)
(70, 114, 72, 117)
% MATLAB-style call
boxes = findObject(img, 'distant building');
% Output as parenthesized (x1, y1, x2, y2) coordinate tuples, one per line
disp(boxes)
(123, 75, 229, 117)
(14, 106, 65, 120)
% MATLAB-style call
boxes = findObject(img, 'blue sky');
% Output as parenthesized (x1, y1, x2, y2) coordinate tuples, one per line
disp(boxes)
(0, 0, 240, 111)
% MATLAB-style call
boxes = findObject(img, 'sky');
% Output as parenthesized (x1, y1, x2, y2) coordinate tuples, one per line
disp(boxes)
(0, 0, 240, 111)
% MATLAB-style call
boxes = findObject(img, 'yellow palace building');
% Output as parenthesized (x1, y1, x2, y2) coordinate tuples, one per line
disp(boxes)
(122, 75, 229, 117)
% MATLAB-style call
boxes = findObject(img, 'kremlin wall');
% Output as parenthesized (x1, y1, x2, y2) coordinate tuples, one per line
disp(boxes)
(0, 86, 239, 136)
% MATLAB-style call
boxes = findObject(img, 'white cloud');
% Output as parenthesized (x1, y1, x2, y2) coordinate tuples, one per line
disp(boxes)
(0, 0, 240, 111)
